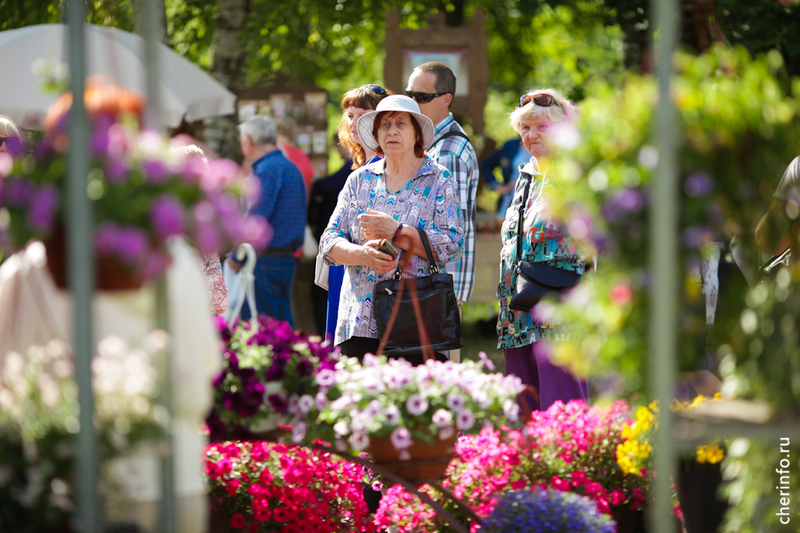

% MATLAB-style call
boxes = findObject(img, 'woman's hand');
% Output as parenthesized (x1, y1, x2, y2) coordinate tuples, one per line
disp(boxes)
(362, 240, 398, 274)
(358, 209, 399, 241)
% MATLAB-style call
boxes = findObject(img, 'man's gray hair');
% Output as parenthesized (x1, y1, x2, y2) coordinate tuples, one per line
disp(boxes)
(238, 115, 277, 147)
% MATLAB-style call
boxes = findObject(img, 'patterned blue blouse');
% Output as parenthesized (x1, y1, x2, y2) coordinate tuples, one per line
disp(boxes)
(496, 160, 586, 349)
(320, 157, 464, 346)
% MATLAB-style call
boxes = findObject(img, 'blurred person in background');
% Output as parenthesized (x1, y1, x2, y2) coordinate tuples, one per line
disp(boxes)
(0, 115, 22, 153)
(276, 116, 315, 191)
(307, 133, 353, 335)
(406, 62, 478, 363)
(496, 88, 590, 412)
(481, 137, 529, 217)
(229, 115, 306, 326)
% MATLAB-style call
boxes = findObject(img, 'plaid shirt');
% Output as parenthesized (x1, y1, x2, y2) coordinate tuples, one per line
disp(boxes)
(427, 114, 479, 301)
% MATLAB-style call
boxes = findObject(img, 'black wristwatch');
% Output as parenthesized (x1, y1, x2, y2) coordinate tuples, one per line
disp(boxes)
(393, 222, 404, 241)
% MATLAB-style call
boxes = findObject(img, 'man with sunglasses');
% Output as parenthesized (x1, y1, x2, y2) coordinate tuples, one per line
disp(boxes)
(406, 62, 479, 362)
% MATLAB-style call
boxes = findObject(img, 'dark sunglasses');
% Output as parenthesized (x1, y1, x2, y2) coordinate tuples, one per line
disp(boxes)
(405, 90, 448, 104)
(518, 93, 561, 109)
(0, 137, 6, 148)
(363, 84, 387, 96)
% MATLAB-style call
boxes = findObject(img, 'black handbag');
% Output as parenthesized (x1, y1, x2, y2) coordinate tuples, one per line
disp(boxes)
(508, 176, 582, 312)
(374, 226, 462, 356)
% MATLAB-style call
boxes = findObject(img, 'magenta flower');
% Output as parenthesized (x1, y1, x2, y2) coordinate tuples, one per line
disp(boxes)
(142, 159, 170, 182)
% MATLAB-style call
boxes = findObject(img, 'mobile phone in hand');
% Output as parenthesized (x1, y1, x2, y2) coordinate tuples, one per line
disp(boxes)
(377, 239, 398, 259)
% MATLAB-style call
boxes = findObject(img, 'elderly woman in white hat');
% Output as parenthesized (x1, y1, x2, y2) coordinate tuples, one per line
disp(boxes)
(319, 95, 464, 363)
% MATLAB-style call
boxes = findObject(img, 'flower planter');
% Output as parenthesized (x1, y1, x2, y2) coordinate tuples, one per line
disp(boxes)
(45, 227, 144, 291)
(611, 505, 645, 533)
(369, 432, 457, 485)
(676, 459, 728, 533)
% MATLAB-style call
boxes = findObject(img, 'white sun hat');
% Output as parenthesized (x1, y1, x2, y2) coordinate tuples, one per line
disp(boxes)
(356, 95, 436, 152)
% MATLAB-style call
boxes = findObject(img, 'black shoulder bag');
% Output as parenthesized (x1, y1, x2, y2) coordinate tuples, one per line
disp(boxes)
(508, 176, 583, 312)
(374, 226, 462, 356)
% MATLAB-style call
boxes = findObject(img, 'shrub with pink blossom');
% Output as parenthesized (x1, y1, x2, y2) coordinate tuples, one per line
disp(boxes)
(206, 315, 338, 441)
(0, 118, 269, 281)
(374, 400, 649, 532)
(305, 353, 524, 454)
(204, 440, 376, 533)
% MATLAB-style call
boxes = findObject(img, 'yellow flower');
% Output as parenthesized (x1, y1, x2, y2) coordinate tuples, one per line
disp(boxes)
(696, 443, 725, 464)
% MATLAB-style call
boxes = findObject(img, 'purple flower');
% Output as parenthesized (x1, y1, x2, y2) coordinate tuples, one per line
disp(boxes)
(142, 159, 171, 182)
(390, 427, 412, 450)
(3, 136, 25, 157)
(267, 393, 288, 413)
(94, 223, 119, 255)
(113, 226, 149, 263)
(264, 361, 285, 382)
(296, 358, 314, 377)
(478, 351, 495, 371)
(201, 158, 240, 190)
(140, 250, 171, 280)
(298, 395, 315, 415)
(27, 185, 59, 232)
(150, 195, 185, 240)
(684, 173, 713, 197)
(372, 480, 384, 492)
(316, 369, 336, 388)
(3, 179, 31, 206)
(315, 392, 327, 410)
(105, 156, 131, 183)
(195, 220, 221, 256)
(349, 432, 369, 451)
(406, 394, 428, 416)
(291, 421, 307, 443)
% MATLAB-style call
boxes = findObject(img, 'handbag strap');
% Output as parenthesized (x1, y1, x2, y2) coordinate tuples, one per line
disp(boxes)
(376, 226, 436, 362)
(515, 175, 534, 265)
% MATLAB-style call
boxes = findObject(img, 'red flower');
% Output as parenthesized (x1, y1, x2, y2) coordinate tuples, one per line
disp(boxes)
(510, 478, 526, 490)
(596, 495, 611, 515)
(571, 470, 587, 486)
(550, 475, 571, 492)
(610, 489, 626, 506)
(254, 505, 272, 523)
(247, 523, 260, 533)
(230, 513, 246, 529)
(272, 506, 292, 523)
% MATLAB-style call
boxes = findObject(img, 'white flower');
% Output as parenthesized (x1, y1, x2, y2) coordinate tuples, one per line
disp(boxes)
(473, 390, 491, 409)
(365, 399, 382, 417)
(406, 394, 428, 416)
(363, 353, 380, 367)
(390, 427, 412, 450)
(298, 394, 315, 415)
(315, 391, 328, 410)
(316, 368, 336, 387)
(503, 399, 520, 422)
(431, 409, 453, 428)
(456, 409, 475, 431)
(291, 421, 307, 443)
(333, 420, 349, 436)
(399, 450, 411, 460)
(385, 404, 401, 426)
(349, 432, 369, 451)
(478, 351, 496, 371)
(438, 426, 455, 441)
(447, 392, 466, 413)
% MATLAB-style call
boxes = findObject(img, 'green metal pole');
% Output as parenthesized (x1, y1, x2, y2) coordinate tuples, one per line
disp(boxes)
(650, 0, 678, 531)
(66, 2, 98, 532)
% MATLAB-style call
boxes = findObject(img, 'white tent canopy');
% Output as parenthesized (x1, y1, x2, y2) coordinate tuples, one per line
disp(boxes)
(0, 23, 236, 129)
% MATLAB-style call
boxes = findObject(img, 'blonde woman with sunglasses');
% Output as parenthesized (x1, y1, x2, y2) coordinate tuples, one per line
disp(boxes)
(496, 89, 590, 412)
(0, 115, 22, 153)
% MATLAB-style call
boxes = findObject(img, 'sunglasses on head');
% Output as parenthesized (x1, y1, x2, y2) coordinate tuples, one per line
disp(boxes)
(363, 84, 387, 96)
(518, 93, 561, 109)
(405, 90, 448, 104)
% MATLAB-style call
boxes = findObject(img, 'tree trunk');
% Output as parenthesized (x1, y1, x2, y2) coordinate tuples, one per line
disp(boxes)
(204, 0, 251, 161)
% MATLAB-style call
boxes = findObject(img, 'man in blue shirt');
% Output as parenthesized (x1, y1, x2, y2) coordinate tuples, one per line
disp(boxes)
(230, 115, 306, 325)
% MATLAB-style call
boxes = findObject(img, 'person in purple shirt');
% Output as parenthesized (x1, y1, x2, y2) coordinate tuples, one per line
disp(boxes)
(228, 115, 306, 326)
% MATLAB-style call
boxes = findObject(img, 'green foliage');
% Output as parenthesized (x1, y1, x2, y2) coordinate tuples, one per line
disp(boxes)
(722, 438, 799, 532)
(166, 0, 216, 71)
(542, 45, 800, 398)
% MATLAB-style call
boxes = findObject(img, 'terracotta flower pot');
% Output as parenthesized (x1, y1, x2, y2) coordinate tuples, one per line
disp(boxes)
(369, 431, 457, 485)
(44, 226, 143, 291)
